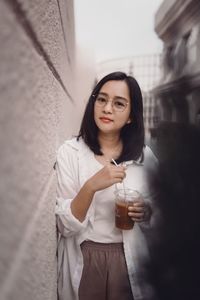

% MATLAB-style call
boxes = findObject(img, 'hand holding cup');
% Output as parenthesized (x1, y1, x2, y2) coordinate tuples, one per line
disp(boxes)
(128, 200, 151, 222)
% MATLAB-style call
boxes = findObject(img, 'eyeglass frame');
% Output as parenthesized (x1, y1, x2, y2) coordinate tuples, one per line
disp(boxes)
(92, 93, 129, 112)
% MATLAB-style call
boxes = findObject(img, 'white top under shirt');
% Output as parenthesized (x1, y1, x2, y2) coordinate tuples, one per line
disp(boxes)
(86, 157, 123, 243)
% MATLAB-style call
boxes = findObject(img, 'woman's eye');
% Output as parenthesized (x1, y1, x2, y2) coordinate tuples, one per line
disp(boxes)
(97, 97, 106, 103)
(115, 101, 125, 107)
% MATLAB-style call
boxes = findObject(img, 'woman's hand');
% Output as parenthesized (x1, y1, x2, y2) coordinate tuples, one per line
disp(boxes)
(128, 200, 152, 222)
(71, 164, 126, 222)
(86, 164, 126, 193)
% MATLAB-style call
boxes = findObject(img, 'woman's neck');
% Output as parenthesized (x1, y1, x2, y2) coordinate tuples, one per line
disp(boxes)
(98, 132, 120, 150)
(98, 132, 122, 160)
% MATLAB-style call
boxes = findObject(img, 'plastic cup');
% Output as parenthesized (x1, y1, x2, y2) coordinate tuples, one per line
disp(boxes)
(115, 189, 141, 230)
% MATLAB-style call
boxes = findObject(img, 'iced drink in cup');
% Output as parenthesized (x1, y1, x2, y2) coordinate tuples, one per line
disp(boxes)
(115, 189, 141, 230)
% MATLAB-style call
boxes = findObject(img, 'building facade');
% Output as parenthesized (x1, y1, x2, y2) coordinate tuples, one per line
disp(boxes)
(154, 0, 200, 127)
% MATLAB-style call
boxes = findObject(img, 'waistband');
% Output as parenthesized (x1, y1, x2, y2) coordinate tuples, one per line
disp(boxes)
(80, 240, 123, 251)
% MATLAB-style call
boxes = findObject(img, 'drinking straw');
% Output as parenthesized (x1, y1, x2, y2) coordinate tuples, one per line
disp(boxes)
(111, 158, 126, 195)
(111, 158, 118, 166)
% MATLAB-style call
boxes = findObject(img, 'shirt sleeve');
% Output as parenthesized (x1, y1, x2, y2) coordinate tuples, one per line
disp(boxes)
(55, 142, 90, 237)
(139, 146, 159, 230)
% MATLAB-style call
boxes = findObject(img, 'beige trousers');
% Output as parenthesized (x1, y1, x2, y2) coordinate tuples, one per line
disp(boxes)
(79, 241, 134, 300)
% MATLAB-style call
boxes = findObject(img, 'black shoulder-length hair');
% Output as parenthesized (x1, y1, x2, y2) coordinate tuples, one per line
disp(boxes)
(77, 71, 144, 164)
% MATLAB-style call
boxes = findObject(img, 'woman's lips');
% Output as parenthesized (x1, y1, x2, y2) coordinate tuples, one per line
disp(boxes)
(99, 117, 113, 123)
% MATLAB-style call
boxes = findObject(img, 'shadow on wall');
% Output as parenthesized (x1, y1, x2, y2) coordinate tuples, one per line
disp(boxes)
(144, 121, 200, 300)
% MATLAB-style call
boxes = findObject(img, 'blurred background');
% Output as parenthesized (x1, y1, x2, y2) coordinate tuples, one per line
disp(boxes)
(0, 0, 200, 299)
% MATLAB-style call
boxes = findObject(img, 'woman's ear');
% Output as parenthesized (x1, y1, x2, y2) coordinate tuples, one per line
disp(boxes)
(127, 118, 132, 124)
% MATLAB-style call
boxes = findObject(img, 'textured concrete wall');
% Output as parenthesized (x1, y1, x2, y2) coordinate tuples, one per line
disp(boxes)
(0, 0, 85, 299)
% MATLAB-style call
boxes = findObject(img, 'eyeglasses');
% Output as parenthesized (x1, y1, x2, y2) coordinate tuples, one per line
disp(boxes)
(94, 94, 129, 112)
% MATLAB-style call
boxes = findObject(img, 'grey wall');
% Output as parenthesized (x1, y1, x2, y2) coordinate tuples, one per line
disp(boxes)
(0, 0, 84, 299)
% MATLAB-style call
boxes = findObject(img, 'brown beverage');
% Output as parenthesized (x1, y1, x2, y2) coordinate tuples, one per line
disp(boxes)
(115, 200, 134, 230)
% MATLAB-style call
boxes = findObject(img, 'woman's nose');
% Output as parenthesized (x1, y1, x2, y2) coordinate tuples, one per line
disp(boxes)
(103, 100, 113, 113)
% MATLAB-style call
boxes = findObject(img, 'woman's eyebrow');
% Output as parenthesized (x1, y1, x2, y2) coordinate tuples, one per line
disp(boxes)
(98, 92, 128, 101)
(98, 92, 108, 96)
(114, 96, 128, 101)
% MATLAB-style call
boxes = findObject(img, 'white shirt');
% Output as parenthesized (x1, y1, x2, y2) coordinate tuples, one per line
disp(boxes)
(55, 137, 157, 300)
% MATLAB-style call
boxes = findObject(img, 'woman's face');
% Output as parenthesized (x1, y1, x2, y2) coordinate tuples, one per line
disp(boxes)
(94, 80, 131, 135)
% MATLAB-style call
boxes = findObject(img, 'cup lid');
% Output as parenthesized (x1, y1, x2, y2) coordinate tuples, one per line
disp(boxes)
(114, 188, 140, 198)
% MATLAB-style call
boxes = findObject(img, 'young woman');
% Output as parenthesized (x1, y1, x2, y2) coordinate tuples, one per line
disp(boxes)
(56, 72, 157, 300)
